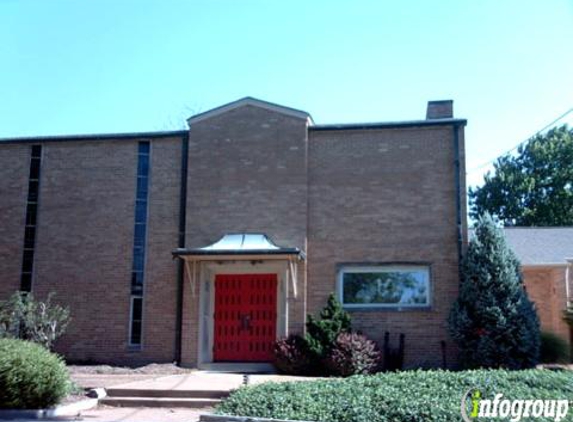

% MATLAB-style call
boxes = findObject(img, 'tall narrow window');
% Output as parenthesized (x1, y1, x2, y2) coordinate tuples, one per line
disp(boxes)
(20, 145, 42, 292)
(129, 297, 143, 345)
(129, 141, 150, 347)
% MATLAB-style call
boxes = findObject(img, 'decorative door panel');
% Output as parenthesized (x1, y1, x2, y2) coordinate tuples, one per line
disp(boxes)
(213, 273, 277, 362)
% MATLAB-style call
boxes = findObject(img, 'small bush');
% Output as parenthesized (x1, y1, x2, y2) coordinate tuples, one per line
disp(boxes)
(273, 335, 313, 375)
(0, 338, 70, 409)
(325, 332, 381, 376)
(0, 291, 70, 350)
(540, 331, 570, 363)
(305, 294, 351, 368)
(216, 369, 573, 422)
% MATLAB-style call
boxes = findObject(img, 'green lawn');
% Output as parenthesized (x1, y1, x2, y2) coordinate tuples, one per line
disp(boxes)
(216, 369, 573, 422)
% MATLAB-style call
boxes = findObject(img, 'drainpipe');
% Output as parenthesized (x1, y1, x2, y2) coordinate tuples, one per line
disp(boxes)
(566, 259, 573, 362)
(565, 259, 572, 306)
(175, 133, 189, 364)
(453, 124, 464, 278)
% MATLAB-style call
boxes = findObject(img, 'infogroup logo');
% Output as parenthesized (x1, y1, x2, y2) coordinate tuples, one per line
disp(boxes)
(461, 389, 569, 422)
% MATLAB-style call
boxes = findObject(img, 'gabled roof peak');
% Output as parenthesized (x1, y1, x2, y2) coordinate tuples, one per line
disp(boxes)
(187, 97, 312, 125)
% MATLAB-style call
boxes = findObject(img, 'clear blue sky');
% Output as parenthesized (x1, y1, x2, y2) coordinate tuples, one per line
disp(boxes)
(1, 0, 572, 188)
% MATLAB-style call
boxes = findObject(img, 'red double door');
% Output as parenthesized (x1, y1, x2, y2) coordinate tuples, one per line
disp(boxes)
(213, 273, 278, 362)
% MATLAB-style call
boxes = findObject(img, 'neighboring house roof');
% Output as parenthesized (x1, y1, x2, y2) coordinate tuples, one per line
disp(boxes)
(468, 227, 573, 266)
(504, 227, 573, 265)
(502, 228, 573, 266)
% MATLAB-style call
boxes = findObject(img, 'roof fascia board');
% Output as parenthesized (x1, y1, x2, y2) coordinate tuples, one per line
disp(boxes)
(0, 130, 187, 144)
(310, 118, 467, 132)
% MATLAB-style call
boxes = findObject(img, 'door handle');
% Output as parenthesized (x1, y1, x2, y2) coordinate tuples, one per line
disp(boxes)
(240, 314, 251, 331)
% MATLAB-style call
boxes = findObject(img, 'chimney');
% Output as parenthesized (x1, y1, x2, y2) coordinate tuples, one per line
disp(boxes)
(426, 100, 453, 119)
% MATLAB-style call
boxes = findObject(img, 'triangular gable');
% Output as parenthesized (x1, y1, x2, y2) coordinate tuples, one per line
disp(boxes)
(187, 97, 313, 125)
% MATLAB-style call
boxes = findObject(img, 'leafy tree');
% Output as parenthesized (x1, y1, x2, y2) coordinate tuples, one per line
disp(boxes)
(0, 291, 70, 350)
(305, 294, 351, 364)
(470, 125, 573, 226)
(449, 214, 540, 369)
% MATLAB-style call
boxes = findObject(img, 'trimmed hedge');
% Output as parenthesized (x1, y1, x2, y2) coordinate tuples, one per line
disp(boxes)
(0, 338, 70, 409)
(216, 369, 573, 422)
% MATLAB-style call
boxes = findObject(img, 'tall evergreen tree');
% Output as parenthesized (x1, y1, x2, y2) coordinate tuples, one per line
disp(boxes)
(449, 214, 540, 369)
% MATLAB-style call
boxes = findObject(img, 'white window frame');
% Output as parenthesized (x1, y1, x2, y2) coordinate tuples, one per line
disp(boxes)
(337, 265, 431, 309)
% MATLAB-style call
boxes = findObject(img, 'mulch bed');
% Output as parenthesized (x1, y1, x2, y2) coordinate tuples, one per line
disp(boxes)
(68, 363, 196, 389)
(68, 363, 195, 375)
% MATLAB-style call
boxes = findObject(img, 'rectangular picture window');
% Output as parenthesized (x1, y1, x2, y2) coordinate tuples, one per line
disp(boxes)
(339, 265, 430, 308)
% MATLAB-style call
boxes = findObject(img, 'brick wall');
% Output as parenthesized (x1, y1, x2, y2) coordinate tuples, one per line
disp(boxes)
(0, 144, 29, 298)
(523, 266, 570, 344)
(307, 125, 466, 368)
(18, 136, 182, 364)
(140, 137, 181, 362)
(31, 140, 135, 362)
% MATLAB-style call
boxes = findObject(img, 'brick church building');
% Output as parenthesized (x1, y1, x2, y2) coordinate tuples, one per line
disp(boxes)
(0, 98, 467, 369)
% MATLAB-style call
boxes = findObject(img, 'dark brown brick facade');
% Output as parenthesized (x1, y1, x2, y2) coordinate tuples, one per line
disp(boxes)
(0, 99, 467, 368)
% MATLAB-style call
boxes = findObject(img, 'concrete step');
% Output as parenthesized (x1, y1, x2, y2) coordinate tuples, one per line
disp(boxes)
(100, 396, 221, 408)
(106, 388, 230, 399)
